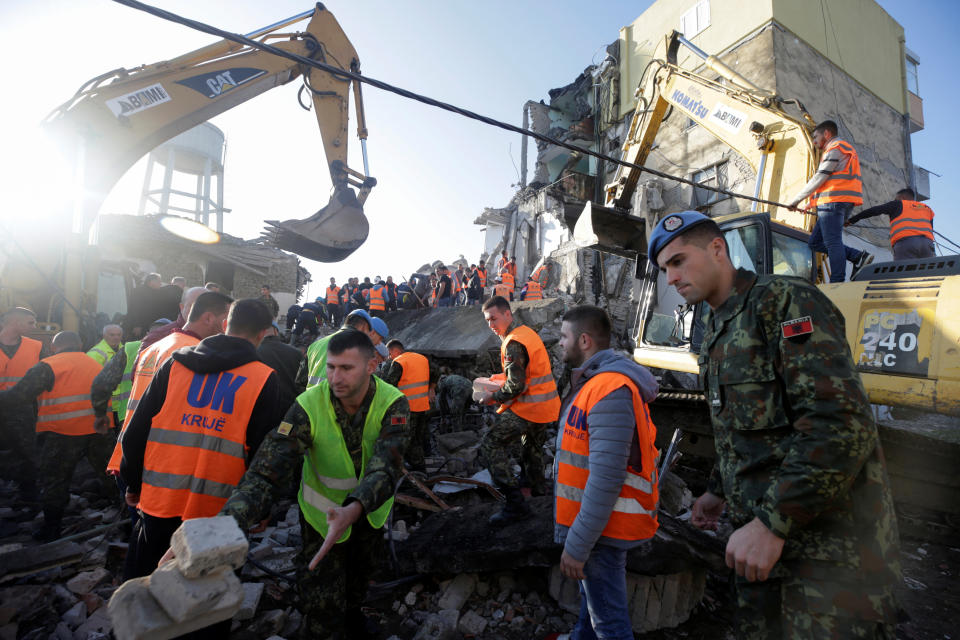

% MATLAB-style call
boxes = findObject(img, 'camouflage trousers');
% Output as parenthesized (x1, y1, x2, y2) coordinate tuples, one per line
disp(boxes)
(297, 511, 383, 640)
(39, 431, 116, 513)
(1, 408, 38, 494)
(734, 572, 897, 639)
(480, 410, 549, 491)
(404, 411, 431, 470)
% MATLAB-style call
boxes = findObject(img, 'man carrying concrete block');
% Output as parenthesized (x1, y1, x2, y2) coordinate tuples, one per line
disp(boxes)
(218, 328, 411, 639)
(120, 298, 281, 584)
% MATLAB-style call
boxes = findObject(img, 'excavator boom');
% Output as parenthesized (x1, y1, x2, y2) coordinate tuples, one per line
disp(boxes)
(44, 3, 372, 262)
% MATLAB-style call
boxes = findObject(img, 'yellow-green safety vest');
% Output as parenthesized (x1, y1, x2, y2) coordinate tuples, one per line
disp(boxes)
(305, 331, 339, 387)
(296, 376, 404, 541)
(115, 341, 141, 422)
(86, 339, 117, 367)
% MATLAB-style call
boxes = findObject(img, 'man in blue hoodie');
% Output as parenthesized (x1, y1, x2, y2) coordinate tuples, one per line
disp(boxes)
(554, 305, 660, 640)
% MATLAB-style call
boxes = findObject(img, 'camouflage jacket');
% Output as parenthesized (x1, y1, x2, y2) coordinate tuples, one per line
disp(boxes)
(90, 347, 127, 417)
(221, 377, 410, 531)
(0, 361, 54, 405)
(701, 268, 900, 594)
(492, 321, 529, 403)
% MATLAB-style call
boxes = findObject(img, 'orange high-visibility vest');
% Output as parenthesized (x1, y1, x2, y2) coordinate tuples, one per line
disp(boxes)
(139, 359, 272, 520)
(326, 285, 340, 305)
(808, 139, 863, 207)
(890, 201, 935, 245)
(556, 372, 659, 541)
(525, 281, 543, 300)
(531, 265, 547, 284)
(0, 336, 42, 391)
(366, 287, 386, 311)
(493, 284, 512, 300)
(394, 351, 430, 413)
(499, 271, 515, 289)
(36, 352, 102, 436)
(497, 325, 560, 423)
(497, 256, 507, 272)
(506, 262, 517, 277)
(107, 332, 199, 473)
(477, 266, 487, 287)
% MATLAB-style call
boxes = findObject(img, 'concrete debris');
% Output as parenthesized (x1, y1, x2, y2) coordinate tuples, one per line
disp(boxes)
(437, 573, 476, 611)
(170, 516, 248, 579)
(73, 607, 113, 638)
(457, 608, 488, 636)
(62, 601, 87, 629)
(66, 568, 111, 595)
(237, 582, 266, 621)
(148, 562, 240, 623)
(412, 609, 459, 640)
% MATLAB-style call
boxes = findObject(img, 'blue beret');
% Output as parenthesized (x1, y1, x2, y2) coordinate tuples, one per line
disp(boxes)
(647, 211, 714, 268)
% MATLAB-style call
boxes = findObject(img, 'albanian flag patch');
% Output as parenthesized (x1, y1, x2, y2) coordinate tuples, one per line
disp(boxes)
(781, 316, 813, 338)
(391, 416, 407, 425)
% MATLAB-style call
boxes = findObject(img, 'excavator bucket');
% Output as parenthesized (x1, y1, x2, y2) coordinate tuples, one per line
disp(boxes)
(261, 186, 369, 262)
(573, 202, 647, 258)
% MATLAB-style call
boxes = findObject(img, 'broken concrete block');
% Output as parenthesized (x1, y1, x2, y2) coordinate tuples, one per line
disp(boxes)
(438, 574, 476, 611)
(74, 607, 112, 638)
(413, 609, 459, 640)
(170, 516, 248, 579)
(148, 561, 238, 623)
(249, 539, 276, 560)
(457, 609, 488, 636)
(62, 601, 87, 629)
(250, 609, 287, 636)
(66, 567, 110, 594)
(109, 573, 243, 640)
(51, 622, 72, 640)
(548, 564, 581, 614)
(236, 582, 265, 621)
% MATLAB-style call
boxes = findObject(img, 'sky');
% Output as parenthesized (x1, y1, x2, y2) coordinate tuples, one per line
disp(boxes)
(1, 0, 957, 301)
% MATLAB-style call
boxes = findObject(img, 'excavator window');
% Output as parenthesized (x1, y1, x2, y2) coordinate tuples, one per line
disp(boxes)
(771, 231, 814, 281)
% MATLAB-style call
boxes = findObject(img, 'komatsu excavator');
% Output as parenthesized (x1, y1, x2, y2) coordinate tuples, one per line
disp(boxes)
(573, 31, 960, 517)
(44, 3, 373, 262)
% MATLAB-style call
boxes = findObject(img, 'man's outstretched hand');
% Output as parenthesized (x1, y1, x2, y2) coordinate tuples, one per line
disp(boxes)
(308, 501, 364, 570)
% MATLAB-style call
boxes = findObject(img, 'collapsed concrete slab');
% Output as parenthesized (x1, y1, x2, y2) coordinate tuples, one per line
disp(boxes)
(385, 298, 564, 358)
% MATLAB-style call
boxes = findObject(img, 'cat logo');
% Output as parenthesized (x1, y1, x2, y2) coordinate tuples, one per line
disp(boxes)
(176, 67, 267, 99)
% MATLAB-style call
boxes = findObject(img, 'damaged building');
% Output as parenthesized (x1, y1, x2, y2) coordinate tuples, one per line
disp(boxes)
(477, 0, 929, 341)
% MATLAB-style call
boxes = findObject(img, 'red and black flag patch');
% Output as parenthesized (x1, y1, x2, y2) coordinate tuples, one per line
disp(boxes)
(391, 416, 407, 426)
(781, 316, 813, 338)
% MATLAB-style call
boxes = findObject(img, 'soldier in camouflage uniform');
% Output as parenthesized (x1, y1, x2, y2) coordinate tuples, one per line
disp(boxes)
(220, 329, 410, 640)
(436, 373, 473, 431)
(476, 297, 559, 525)
(649, 211, 900, 639)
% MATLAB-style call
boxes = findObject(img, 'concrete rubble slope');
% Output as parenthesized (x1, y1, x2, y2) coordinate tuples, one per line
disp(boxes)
(385, 298, 563, 358)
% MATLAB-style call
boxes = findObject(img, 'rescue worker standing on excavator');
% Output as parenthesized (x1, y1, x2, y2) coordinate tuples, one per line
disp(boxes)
(649, 211, 901, 639)
(787, 120, 872, 282)
(0, 307, 46, 507)
(847, 187, 937, 260)
(0, 331, 117, 541)
(220, 329, 410, 639)
(476, 296, 560, 525)
(554, 305, 660, 640)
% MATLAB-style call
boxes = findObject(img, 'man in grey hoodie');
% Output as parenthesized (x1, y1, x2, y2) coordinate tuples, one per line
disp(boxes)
(554, 305, 659, 640)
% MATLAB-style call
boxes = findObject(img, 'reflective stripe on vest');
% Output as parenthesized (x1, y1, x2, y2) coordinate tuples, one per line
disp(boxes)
(86, 340, 117, 367)
(107, 332, 200, 473)
(526, 281, 543, 300)
(138, 359, 272, 519)
(0, 336, 42, 392)
(809, 139, 863, 207)
(297, 376, 404, 541)
(494, 284, 512, 299)
(326, 286, 340, 305)
(500, 271, 515, 289)
(115, 341, 141, 422)
(305, 333, 336, 388)
(556, 372, 659, 541)
(394, 351, 430, 412)
(497, 325, 560, 423)
(890, 201, 934, 245)
(36, 352, 103, 436)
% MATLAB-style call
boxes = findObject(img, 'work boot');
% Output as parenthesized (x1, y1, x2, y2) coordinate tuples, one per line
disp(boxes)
(489, 487, 531, 526)
(32, 508, 63, 543)
(851, 251, 874, 279)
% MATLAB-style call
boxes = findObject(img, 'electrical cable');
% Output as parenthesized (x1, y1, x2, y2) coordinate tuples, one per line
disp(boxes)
(109, 0, 801, 212)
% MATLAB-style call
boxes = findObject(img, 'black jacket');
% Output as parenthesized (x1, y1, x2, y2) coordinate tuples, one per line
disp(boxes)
(120, 334, 282, 493)
(257, 335, 304, 413)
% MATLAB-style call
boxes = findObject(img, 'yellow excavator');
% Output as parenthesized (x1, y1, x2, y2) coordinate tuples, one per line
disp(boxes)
(2, 4, 372, 338)
(574, 31, 960, 516)
(44, 3, 373, 262)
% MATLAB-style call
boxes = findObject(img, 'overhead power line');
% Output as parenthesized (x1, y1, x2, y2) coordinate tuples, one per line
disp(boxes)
(110, 0, 801, 212)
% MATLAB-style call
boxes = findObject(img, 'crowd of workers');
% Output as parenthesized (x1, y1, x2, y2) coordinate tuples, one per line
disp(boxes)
(285, 252, 550, 343)
(0, 118, 917, 639)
